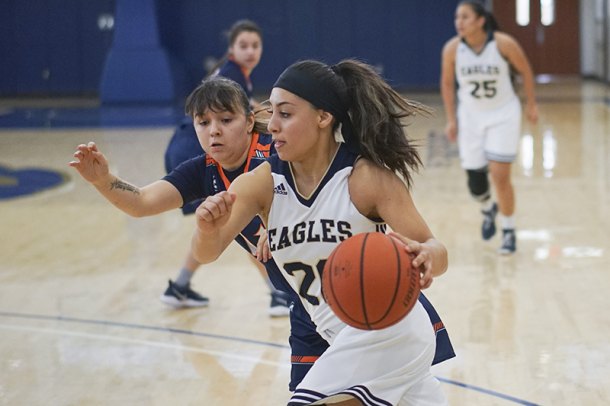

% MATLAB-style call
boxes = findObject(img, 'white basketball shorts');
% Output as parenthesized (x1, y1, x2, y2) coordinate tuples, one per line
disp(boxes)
(457, 97, 522, 169)
(288, 301, 448, 406)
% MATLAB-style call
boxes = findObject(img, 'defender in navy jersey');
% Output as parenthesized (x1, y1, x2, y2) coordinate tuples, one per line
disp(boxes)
(441, 1, 538, 254)
(70, 77, 327, 391)
(193, 59, 453, 405)
(161, 19, 276, 310)
(165, 132, 331, 390)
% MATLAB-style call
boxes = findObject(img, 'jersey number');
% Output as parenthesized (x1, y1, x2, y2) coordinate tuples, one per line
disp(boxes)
(469, 80, 497, 98)
(284, 260, 327, 306)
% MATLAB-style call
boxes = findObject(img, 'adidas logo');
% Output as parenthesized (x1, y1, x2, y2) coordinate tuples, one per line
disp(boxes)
(273, 183, 288, 195)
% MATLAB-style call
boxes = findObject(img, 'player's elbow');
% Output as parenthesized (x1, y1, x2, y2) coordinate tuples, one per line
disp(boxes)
(106, 199, 147, 218)
(440, 79, 453, 94)
(120, 206, 150, 218)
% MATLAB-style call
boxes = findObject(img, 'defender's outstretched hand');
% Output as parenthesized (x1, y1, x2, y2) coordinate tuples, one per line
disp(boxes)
(68, 142, 110, 185)
(195, 191, 237, 235)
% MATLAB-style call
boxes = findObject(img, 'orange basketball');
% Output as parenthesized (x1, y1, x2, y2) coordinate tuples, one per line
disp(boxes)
(322, 232, 420, 330)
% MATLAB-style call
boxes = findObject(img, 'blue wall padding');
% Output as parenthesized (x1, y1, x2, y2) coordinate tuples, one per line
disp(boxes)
(99, 0, 175, 103)
(1, 0, 461, 98)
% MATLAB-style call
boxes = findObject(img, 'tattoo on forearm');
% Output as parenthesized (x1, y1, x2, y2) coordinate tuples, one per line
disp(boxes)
(110, 179, 140, 195)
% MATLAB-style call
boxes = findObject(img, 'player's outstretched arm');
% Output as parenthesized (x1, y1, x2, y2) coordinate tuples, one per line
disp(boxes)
(68, 141, 182, 217)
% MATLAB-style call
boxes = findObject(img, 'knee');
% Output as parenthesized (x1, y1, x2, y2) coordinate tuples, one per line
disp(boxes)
(466, 168, 490, 201)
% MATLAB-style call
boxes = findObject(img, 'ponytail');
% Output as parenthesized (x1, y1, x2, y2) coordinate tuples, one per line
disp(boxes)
(273, 59, 429, 187)
(332, 60, 429, 187)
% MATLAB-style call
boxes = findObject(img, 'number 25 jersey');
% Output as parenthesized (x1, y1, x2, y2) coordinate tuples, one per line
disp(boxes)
(455, 32, 517, 111)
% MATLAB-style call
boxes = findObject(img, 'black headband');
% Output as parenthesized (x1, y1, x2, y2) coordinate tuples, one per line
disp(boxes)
(273, 64, 360, 152)
(273, 65, 348, 120)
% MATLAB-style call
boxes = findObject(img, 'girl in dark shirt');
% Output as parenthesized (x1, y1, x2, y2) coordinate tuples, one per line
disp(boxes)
(162, 20, 288, 313)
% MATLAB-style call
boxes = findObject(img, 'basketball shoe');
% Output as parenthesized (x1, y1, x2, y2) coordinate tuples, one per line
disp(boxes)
(481, 202, 498, 240)
(498, 229, 516, 255)
(160, 280, 209, 308)
(269, 290, 291, 317)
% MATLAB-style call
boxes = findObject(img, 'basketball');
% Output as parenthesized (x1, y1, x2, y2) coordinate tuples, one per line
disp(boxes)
(322, 232, 420, 330)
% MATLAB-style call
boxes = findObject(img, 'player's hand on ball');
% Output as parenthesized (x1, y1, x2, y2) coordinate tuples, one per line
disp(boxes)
(388, 232, 434, 289)
(195, 192, 236, 234)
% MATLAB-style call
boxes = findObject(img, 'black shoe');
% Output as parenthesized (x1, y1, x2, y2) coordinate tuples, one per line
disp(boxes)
(498, 229, 516, 255)
(160, 280, 209, 308)
(481, 202, 498, 240)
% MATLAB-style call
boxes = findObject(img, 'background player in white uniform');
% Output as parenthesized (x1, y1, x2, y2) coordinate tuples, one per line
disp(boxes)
(192, 59, 449, 405)
(441, 0, 538, 254)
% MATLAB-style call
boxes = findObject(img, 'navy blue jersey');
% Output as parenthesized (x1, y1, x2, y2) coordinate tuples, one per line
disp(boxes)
(164, 132, 271, 252)
(163, 133, 329, 390)
(164, 58, 255, 214)
(217, 59, 253, 99)
(164, 116, 205, 214)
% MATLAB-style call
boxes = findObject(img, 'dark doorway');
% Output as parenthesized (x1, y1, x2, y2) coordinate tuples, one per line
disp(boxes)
(493, 0, 580, 75)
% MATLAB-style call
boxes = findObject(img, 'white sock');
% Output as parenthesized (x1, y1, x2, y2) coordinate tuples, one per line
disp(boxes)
(499, 214, 516, 230)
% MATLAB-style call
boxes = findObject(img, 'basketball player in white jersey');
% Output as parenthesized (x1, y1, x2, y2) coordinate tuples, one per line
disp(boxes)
(441, 0, 538, 254)
(192, 59, 449, 405)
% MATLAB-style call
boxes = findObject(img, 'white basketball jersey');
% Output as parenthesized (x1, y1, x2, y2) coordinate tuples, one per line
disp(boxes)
(455, 34, 517, 110)
(266, 145, 384, 342)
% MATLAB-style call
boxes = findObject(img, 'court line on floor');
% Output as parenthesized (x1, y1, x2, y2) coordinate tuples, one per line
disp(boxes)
(0, 311, 541, 405)
(0, 310, 288, 349)
(0, 322, 289, 368)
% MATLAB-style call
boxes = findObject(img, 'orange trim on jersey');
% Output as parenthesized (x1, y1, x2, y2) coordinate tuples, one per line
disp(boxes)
(291, 355, 320, 364)
(256, 142, 271, 155)
(215, 132, 266, 190)
(433, 321, 445, 332)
